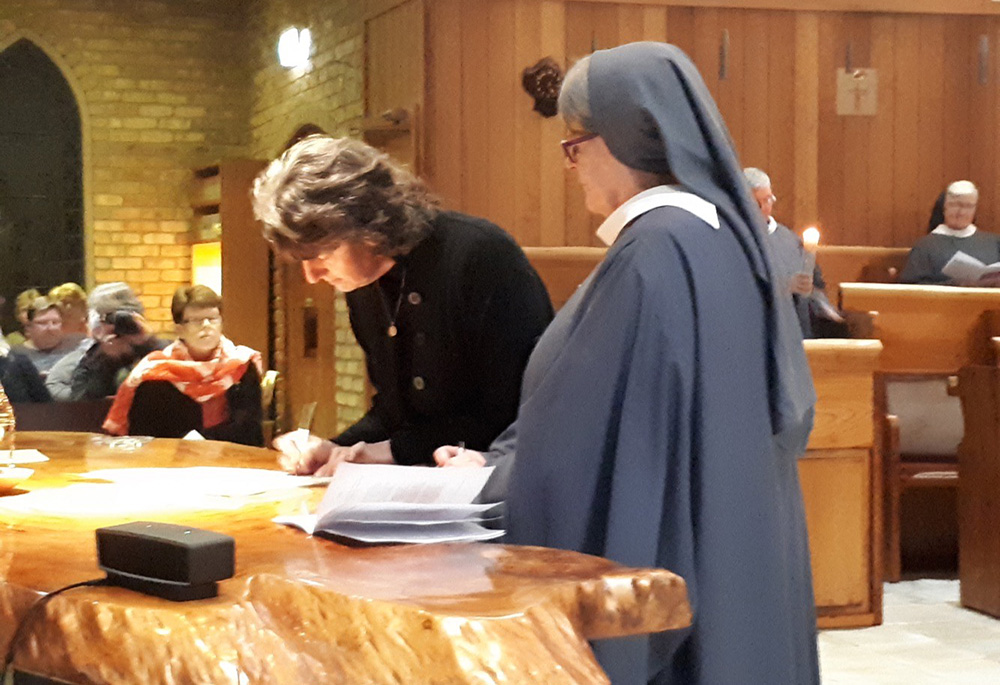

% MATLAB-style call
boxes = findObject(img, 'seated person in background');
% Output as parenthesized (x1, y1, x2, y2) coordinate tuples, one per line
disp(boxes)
(45, 282, 167, 400)
(47, 282, 89, 344)
(0, 342, 51, 403)
(744, 167, 844, 338)
(13, 297, 78, 376)
(4, 288, 41, 347)
(901, 180, 998, 285)
(103, 285, 263, 446)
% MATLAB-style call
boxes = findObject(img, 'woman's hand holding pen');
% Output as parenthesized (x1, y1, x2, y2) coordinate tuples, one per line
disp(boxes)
(274, 434, 395, 475)
(433, 444, 486, 468)
(273, 431, 335, 475)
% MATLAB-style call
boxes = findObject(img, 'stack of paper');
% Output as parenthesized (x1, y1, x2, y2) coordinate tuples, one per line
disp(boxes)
(941, 251, 1000, 282)
(274, 462, 503, 544)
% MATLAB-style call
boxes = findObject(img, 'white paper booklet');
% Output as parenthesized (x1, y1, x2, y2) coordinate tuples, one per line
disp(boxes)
(273, 462, 503, 544)
(941, 251, 1000, 282)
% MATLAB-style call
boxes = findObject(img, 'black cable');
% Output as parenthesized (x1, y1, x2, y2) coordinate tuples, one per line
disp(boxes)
(1, 577, 108, 680)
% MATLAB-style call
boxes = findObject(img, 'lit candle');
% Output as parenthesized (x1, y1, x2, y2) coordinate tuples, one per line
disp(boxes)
(801, 226, 820, 275)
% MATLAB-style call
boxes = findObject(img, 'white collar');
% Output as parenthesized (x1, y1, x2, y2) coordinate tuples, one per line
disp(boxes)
(767, 216, 778, 234)
(931, 223, 977, 238)
(596, 185, 720, 246)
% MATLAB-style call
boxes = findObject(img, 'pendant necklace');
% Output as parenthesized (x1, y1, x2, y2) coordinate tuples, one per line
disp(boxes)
(386, 267, 407, 338)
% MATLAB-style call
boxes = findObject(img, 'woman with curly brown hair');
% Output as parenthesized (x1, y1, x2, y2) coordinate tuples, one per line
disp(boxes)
(253, 135, 553, 473)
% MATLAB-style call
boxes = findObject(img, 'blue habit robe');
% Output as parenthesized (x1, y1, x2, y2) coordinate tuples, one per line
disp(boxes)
(499, 205, 819, 684)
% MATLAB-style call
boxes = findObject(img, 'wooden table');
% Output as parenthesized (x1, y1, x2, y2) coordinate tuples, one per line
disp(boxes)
(0, 433, 690, 685)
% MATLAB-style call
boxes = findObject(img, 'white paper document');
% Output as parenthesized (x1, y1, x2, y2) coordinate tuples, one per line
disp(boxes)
(273, 462, 503, 544)
(941, 251, 1000, 282)
(83, 466, 331, 497)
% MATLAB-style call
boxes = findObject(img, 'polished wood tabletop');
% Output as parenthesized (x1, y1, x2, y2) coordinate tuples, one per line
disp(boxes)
(0, 433, 690, 684)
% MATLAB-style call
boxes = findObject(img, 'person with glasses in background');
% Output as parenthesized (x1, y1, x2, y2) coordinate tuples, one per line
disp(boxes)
(46, 282, 167, 401)
(253, 135, 553, 474)
(744, 167, 843, 338)
(103, 285, 264, 446)
(436, 42, 818, 684)
(901, 180, 998, 285)
(13, 297, 78, 377)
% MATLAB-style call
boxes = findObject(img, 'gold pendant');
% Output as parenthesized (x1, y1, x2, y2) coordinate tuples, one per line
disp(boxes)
(387, 324, 398, 337)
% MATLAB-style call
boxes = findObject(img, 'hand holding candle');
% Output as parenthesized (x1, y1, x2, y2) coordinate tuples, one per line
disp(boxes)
(801, 226, 820, 276)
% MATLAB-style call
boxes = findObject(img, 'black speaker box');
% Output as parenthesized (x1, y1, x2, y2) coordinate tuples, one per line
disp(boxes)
(96, 521, 235, 601)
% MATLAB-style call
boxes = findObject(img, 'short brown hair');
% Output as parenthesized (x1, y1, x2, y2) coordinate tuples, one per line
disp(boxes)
(26, 297, 60, 322)
(171, 285, 221, 324)
(252, 136, 438, 259)
(15, 289, 41, 318)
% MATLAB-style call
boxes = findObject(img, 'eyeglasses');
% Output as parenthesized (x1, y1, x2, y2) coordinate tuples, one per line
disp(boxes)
(560, 132, 598, 164)
(181, 316, 222, 327)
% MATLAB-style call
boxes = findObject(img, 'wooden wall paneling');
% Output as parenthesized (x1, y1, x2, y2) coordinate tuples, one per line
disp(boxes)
(366, 0, 423, 117)
(715, 10, 747, 154)
(816, 12, 845, 244)
(513, 0, 543, 246)
(994, 19, 1000, 234)
(868, 15, 896, 246)
(539, 0, 567, 247)
(563, 3, 605, 247)
(841, 14, 873, 245)
(424, 0, 464, 205)
(565, 0, 1000, 15)
(967, 19, 996, 233)
(282, 266, 341, 437)
(916, 15, 947, 235)
(617, 3, 646, 42)
(641, 5, 669, 40)
(460, 0, 491, 219)
(487, 0, 519, 238)
(690, 7, 722, 99)
(666, 6, 697, 57)
(979, 19, 1000, 233)
(891, 17, 922, 247)
(740, 10, 770, 170)
(793, 12, 819, 231)
(940, 16, 972, 193)
(766, 11, 796, 228)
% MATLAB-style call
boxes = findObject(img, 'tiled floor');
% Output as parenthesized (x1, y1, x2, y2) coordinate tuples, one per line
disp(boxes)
(820, 579, 1000, 684)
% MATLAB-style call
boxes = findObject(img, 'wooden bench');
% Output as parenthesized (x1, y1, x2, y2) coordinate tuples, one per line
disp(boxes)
(839, 284, 1000, 579)
(802, 339, 884, 628)
(523, 246, 605, 311)
(816, 245, 910, 293)
(525, 244, 912, 314)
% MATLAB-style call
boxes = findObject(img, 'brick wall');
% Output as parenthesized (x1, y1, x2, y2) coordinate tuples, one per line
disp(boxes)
(0, 0, 252, 330)
(247, 0, 366, 433)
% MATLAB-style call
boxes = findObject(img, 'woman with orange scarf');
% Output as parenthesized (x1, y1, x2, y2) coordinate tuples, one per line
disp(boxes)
(103, 285, 264, 446)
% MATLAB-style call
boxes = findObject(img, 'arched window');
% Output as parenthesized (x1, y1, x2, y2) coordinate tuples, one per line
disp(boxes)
(0, 38, 83, 334)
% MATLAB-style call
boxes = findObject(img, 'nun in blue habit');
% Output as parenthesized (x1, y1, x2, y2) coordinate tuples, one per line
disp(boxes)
(437, 42, 819, 684)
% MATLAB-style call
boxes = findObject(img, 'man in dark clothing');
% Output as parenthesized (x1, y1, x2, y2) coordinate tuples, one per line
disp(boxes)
(46, 282, 167, 400)
(253, 136, 553, 471)
(0, 350, 50, 403)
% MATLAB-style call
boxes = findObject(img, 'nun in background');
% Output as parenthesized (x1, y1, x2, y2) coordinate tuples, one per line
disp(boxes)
(436, 42, 818, 684)
(901, 180, 998, 285)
